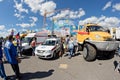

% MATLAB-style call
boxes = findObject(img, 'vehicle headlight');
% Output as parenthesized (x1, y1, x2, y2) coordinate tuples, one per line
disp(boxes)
(95, 34, 101, 39)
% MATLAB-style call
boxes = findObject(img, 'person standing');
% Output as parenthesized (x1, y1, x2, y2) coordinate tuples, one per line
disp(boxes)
(16, 32, 22, 57)
(65, 35, 70, 52)
(4, 35, 21, 80)
(0, 41, 8, 80)
(68, 37, 74, 59)
(59, 37, 65, 57)
(30, 37, 36, 56)
(73, 36, 78, 54)
(16, 38, 22, 57)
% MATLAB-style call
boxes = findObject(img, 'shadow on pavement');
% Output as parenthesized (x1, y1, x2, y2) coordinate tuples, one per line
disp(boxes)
(19, 56, 31, 59)
(21, 69, 54, 80)
(74, 52, 81, 57)
(97, 54, 115, 60)
(64, 51, 81, 57)
(96, 51, 115, 60)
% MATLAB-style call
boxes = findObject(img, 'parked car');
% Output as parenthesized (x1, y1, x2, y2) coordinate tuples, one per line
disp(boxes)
(21, 32, 48, 55)
(35, 38, 61, 59)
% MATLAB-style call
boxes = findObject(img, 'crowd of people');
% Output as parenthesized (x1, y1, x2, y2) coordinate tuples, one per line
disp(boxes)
(0, 34, 120, 80)
(59, 35, 78, 59)
(0, 34, 79, 80)
(0, 35, 22, 80)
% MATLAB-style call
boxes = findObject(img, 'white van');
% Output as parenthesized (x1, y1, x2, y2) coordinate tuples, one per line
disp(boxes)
(21, 32, 48, 55)
(115, 28, 120, 40)
(109, 27, 120, 40)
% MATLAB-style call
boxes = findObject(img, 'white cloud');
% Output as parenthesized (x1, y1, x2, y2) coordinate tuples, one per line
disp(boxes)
(97, 15, 106, 22)
(16, 16, 38, 28)
(0, 32, 6, 38)
(0, 25, 5, 30)
(40, 1, 56, 16)
(14, 13, 25, 19)
(51, 8, 85, 20)
(102, 1, 120, 12)
(77, 8, 85, 18)
(0, 0, 3, 2)
(79, 16, 98, 25)
(21, 28, 27, 32)
(6, 28, 17, 36)
(24, 0, 44, 13)
(29, 16, 38, 22)
(16, 23, 31, 28)
(102, 1, 112, 10)
(7, 28, 17, 33)
(68, 8, 85, 19)
(14, 0, 28, 13)
(51, 9, 69, 20)
(24, 0, 56, 17)
(79, 16, 120, 28)
(14, 0, 28, 19)
(103, 17, 120, 27)
(0, 28, 17, 38)
(14, 0, 56, 25)
(112, 3, 120, 11)
(56, 20, 74, 26)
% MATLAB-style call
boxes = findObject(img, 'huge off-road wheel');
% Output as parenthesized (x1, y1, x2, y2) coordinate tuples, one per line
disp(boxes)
(83, 43, 97, 61)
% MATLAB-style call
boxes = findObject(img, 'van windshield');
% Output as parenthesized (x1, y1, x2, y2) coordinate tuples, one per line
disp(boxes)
(88, 26, 105, 32)
(22, 37, 32, 43)
(42, 40, 56, 46)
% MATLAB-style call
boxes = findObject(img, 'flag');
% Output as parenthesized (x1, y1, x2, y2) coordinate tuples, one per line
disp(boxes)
(16, 32, 20, 39)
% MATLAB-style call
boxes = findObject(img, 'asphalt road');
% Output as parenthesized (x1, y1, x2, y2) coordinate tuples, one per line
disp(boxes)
(3, 52, 120, 80)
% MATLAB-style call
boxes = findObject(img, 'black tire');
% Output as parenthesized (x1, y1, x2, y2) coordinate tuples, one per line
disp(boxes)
(83, 43, 96, 61)
(52, 51, 56, 59)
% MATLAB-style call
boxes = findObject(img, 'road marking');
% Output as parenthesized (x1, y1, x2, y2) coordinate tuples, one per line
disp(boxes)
(59, 64, 68, 69)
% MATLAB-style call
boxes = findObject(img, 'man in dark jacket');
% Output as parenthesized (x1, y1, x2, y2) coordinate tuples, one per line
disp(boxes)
(0, 40, 8, 80)
(4, 35, 21, 80)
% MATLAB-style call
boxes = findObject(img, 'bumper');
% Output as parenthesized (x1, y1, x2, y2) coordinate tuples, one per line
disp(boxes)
(86, 40, 120, 51)
(21, 48, 33, 55)
(35, 52, 53, 59)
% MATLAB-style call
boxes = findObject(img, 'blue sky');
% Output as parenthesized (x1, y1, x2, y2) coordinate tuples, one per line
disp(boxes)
(0, 0, 120, 37)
